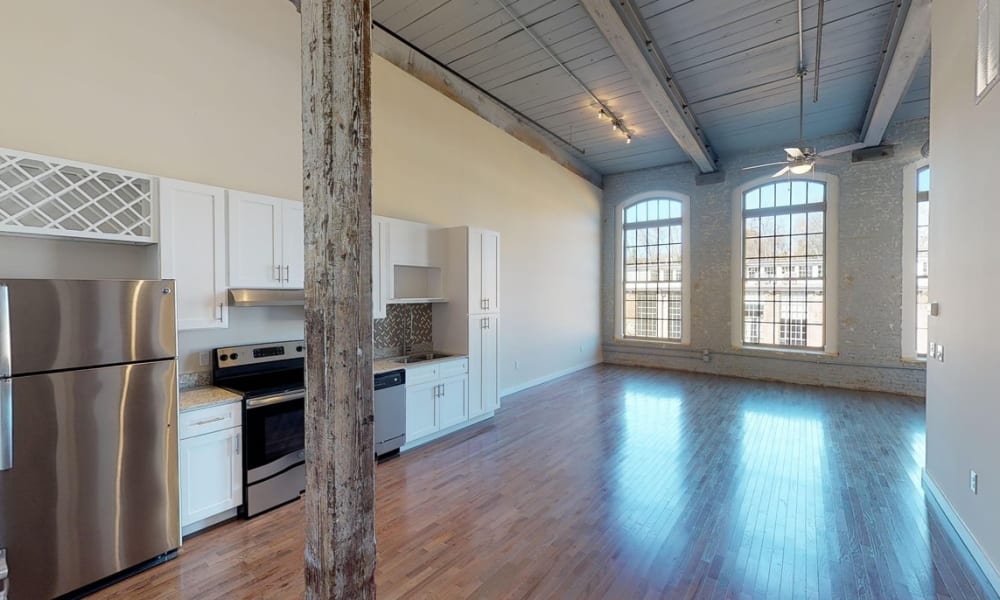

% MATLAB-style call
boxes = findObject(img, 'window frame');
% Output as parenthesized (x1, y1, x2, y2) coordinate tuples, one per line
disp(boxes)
(615, 191, 692, 345)
(730, 172, 839, 355)
(902, 159, 930, 360)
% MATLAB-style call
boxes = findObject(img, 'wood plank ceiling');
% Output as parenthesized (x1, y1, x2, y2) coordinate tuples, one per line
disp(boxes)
(373, 0, 930, 175)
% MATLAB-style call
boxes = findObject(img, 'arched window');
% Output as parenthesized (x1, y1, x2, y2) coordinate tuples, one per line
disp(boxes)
(739, 179, 828, 349)
(619, 196, 687, 342)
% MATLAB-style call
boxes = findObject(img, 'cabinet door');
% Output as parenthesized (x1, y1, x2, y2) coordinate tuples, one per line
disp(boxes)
(282, 201, 305, 288)
(468, 316, 486, 418)
(372, 217, 388, 319)
(228, 190, 283, 289)
(482, 315, 500, 411)
(438, 376, 468, 430)
(405, 382, 438, 440)
(179, 427, 243, 527)
(389, 219, 433, 267)
(468, 229, 483, 312)
(481, 230, 500, 313)
(468, 315, 500, 417)
(159, 179, 228, 330)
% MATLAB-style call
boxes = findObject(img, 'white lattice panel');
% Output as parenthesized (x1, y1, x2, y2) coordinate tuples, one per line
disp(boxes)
(0, 148, 155, 243)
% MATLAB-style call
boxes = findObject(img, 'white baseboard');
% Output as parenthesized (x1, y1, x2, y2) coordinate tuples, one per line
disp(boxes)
(923, 470, 1000, 595)
(500, 359, 601, 398)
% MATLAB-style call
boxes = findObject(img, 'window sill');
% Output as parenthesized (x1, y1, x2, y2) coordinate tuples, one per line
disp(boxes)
(614, 337, 691, 349)
(735, 344, 838, 358)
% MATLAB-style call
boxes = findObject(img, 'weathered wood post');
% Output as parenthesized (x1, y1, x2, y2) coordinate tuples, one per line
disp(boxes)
(300, 0, 375, 597)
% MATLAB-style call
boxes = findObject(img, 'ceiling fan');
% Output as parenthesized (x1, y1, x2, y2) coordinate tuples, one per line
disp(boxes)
(743, 0, 863, 178)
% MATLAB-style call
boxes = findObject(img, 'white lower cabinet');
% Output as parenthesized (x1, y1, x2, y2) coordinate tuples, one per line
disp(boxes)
(179, 402, 243, 536)
(405, 381, 439, 441)
(403, 359, 471, 446)
(438, 376, 469, 430)
(468, 315, 500, 419)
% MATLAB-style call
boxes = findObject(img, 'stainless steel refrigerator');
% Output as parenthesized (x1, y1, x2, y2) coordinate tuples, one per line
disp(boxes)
(0, 279, 180, 599)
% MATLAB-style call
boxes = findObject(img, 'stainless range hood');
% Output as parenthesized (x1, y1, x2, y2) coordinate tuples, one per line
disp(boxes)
(228, 288, 305, 307)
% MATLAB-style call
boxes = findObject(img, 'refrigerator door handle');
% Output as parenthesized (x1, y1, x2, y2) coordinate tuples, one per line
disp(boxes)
(0, 283, 10, 471)
(0, 283, 10, 378)
(0, 378, 10, 471)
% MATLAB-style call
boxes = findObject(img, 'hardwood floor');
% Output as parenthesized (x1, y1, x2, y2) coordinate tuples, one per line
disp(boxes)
(92, 365, 997, 599)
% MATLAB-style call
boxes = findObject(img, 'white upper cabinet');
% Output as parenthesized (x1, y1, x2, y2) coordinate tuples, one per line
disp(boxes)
(380, 216, 446, 302)
(470, 229, 500, 314)
(227, 191, 304, 288)
(158, 178, 228, 330)
(282, 201, 305, 288)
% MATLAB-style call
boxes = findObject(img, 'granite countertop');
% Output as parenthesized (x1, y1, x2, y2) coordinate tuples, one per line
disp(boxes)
(374, 354, 468, 374)
(179, 386, 242, 413)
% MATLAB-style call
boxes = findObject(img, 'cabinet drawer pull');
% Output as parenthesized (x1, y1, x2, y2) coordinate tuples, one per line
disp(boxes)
(193, 416, 226, 426)
(284, 265, 290, 282)
(274, 265, 282, 281)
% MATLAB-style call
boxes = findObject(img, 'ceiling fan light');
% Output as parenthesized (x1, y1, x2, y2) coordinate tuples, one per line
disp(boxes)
(790, 163, 813, 175)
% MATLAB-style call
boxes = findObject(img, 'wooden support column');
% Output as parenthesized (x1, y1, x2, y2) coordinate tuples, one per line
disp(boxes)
(300, 0, 375, 598)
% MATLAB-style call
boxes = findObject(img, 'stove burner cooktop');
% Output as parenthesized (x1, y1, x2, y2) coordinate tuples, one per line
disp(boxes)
(212, 340, 305, 398)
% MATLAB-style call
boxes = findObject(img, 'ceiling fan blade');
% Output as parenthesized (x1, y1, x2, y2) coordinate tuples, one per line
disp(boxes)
(771, 166, 791, 178)
(742, 161, 789, 171)
(817, 143, 865, 157)
(785, 147, 805, 159)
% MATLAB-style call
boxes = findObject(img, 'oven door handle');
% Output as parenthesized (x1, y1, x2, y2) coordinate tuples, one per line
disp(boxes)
(246, 391, 303, 409)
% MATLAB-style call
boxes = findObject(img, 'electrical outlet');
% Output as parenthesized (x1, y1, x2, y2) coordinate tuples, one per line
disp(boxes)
(579, 344, 584, 353)
(514, 360, 520, 370)
(198, 352, 210, 367)
(970, 470, 978, 495)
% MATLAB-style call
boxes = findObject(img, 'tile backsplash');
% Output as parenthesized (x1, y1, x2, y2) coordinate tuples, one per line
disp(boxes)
(374, 303, 432, 358)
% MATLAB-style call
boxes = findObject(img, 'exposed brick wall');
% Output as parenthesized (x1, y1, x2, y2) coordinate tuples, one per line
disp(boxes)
(601, 119, 929, 396)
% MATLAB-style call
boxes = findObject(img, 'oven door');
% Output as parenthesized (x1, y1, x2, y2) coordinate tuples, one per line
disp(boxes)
(244, 392, 305, 483)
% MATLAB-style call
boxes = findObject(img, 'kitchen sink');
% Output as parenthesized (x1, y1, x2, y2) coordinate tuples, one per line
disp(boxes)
(391, 352, 452, 364)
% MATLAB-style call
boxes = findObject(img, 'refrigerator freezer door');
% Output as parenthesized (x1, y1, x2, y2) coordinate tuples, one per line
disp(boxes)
(0, 360, 179, 599)
(0, 279, 176, 376)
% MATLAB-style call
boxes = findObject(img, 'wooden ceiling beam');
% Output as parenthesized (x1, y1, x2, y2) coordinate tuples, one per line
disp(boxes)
(288, 0, 603, 188)
(859, 0, 931, 147)
(579, 0, 719, 173)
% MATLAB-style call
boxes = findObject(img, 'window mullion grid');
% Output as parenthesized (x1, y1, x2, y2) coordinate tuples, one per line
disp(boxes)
(741, 182, 826, 350)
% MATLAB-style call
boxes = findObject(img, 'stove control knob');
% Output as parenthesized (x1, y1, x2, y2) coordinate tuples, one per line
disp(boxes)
(219, 355, 228, 362)
(296, 346, 303, 353)
(230, 353, 239, 361)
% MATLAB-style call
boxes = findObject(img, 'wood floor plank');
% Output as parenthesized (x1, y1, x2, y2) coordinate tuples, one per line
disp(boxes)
(90, 365, 998, 600)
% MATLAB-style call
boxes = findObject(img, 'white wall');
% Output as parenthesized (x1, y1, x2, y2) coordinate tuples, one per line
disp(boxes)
(926, 0, 1000, 584)
(370, 58, 602, 393)
(0, 0, 602, 393)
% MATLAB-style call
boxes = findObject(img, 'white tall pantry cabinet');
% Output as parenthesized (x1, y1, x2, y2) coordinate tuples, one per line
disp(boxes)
(435, 227, 501, 418)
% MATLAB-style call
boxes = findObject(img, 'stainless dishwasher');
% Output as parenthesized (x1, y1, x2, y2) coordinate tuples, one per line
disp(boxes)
(374, 369, 406, 457)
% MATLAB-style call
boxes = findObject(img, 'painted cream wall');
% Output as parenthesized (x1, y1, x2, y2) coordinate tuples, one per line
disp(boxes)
(0, 0, 602, 392)
(0, 0, 303, 199)
(371, 57, 603, 392)
(926, 0, 1000, 583)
